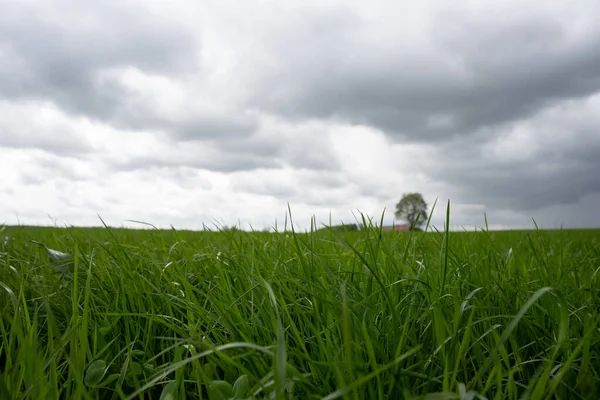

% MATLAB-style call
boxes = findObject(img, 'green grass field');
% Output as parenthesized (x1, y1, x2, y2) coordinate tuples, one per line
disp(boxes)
(1, 216, 599, 399)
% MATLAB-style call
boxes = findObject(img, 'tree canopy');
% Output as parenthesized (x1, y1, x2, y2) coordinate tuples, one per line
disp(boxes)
(395, 192, 428, 231)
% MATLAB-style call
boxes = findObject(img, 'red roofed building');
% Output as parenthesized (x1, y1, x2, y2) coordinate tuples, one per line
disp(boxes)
(381, 223, 410, 232)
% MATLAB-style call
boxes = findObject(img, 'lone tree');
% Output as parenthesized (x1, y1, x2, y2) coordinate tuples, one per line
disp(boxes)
(395, 192, 428, 231)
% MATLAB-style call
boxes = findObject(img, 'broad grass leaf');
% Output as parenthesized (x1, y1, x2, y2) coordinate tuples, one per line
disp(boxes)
(84, 359, 107, 387)
(159, 382, 178, 400)
(233, 374, 249, 398)
(422, 393, 459, 400)
(208, 380, 234, 400)
(131, 350, 145, 358)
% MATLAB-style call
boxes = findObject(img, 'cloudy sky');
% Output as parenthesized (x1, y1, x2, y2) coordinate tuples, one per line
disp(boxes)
(1, 0, 600, 231)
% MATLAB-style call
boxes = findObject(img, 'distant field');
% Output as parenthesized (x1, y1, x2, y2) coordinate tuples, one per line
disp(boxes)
(0, 222, 599, 399)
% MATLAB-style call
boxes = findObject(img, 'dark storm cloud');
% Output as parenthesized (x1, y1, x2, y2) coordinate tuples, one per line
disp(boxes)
(245, 5, 600, 141)
(431, 117, 600, 213)
(531, 193, 600, 229)
(441, 156, 600, 211)
(0, 0, 198, 122)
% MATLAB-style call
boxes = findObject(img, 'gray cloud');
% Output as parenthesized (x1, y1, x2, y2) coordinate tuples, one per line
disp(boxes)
(0, 0, 199, 121)
(168, 117, 343, 172)
(174, 116, 258, 141)
(106, 96, 260, 141)
(230, 169, 353, 207)
(108, 128, 341, 174)
(112, 152, 282, 174)
(428, 97, 600, 213)
(0, 102, 93, 156)
(1, 0, 599, 230)
(243, 3, 600, 141)
(441, 155, 600, 212)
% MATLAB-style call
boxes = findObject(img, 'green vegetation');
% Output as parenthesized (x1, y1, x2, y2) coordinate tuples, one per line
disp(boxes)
(316, 223, 361, 233)
(395, 193, 428, 231)
(0, 213, 599, 399)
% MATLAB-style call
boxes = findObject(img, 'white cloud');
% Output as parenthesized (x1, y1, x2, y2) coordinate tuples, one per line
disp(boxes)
(0, 101, 93, 155)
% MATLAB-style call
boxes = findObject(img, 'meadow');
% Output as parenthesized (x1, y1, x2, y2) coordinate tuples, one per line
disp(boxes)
(0, 215, 599, 399)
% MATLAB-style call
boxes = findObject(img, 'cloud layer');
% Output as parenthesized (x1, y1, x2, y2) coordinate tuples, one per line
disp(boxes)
(1, 0, 599, 230)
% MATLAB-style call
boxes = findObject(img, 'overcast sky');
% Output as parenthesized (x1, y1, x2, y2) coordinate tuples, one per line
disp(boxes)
(1, 0, 600, 231)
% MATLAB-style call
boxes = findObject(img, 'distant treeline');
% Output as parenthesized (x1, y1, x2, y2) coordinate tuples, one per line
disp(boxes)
(316, 223, 362, 233)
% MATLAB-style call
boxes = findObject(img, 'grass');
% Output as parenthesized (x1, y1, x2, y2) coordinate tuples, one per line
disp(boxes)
(0, 212, 599, 399)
